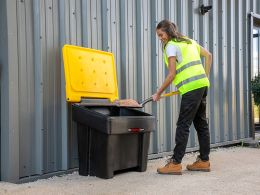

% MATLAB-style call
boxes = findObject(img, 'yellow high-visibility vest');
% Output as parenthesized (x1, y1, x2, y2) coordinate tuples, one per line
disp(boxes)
(163, 39, 210, 95)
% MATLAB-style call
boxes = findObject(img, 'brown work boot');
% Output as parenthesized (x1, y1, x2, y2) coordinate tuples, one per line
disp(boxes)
(157, 158, 182, 175)
(186, 156, 210, 172)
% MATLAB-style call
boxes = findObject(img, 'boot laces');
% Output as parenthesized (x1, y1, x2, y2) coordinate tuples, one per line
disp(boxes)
(192, 156, 202, 165)
(165, 158, 174, 167)
(196, 156, 202, 162)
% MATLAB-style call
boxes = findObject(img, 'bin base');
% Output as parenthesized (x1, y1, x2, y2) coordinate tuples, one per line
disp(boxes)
(77, 123, 150, 179)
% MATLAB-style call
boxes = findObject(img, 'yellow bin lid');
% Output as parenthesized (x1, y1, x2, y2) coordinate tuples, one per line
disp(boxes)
(62, 45, 118, 102)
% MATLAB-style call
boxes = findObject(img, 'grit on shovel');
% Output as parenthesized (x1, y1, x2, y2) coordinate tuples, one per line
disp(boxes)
(116, 91, 179, 108)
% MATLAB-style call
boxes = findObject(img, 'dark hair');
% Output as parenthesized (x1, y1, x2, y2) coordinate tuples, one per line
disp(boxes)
(156, 19, 191, 45)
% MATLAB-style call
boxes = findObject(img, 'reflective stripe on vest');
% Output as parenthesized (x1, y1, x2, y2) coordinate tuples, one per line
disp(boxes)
(176, 60, 202, 74)
(176, 74, 206, 89)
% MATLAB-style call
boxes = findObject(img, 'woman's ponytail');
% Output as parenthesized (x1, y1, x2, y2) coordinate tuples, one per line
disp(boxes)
(157, 19, 191, 44)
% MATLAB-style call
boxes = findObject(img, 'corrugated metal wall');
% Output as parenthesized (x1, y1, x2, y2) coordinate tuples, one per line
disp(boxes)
(1, 0, 259, 182)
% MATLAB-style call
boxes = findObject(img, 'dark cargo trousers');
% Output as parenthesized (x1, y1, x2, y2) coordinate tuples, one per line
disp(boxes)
(172, 87, 210, 163)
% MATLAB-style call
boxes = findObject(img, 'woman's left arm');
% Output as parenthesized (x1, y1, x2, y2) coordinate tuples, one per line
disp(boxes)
(200, 46, 212, 77)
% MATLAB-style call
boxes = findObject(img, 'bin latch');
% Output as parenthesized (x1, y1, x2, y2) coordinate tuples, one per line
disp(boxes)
(128, 128, 144, 133)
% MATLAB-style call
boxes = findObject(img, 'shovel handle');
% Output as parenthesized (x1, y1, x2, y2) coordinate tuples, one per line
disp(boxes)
(140, 91, 179, 107)
(161, 91, 179, 97)
(140, 97, 153, 107)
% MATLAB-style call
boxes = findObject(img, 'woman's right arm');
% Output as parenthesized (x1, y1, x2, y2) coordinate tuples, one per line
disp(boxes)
(152, 56, 176, 101)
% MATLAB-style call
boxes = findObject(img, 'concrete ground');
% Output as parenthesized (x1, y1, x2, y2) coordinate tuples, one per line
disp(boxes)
(0, 146, 260, 195)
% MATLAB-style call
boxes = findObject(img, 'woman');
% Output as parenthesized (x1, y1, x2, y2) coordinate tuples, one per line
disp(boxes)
(153, 19, 212, 175)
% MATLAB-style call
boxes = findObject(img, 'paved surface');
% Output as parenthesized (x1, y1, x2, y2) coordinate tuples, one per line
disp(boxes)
(0, 146, 260, 195)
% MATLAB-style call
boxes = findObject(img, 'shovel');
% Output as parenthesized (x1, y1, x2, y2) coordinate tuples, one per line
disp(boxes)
(139, 91, 179, 107)
(116, 91, 179, 108)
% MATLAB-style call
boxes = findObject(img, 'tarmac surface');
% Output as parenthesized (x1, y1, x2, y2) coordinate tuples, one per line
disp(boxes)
(0, 146, 260, 195)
